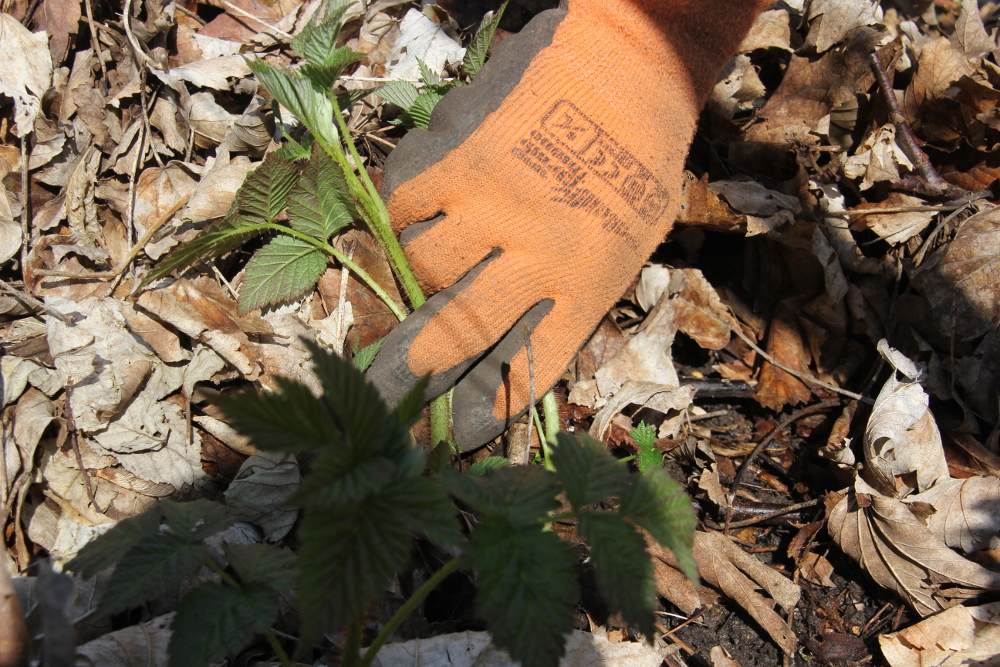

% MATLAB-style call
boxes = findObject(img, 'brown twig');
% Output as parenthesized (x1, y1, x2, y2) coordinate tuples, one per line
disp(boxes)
(726, 400, 841, 515)
(34, 193, 190, 282)
(0, 278, 73, 323)
(64, 384, 102, 514)
(522, 323, 536, 466)
(712, 498, 821, 530)
(730, 324, 866, 402)
(869, 52, 950, 193)
(19, 135, 29, 281)
(912, 196, 989, 266)
(82, 0, 109, 87)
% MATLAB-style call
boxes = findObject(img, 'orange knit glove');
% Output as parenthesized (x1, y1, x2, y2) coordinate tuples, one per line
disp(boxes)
(369, 0, 771, 449)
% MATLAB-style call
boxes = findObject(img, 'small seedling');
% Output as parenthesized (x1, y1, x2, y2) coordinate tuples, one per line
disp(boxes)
(629, 421, 664, 474)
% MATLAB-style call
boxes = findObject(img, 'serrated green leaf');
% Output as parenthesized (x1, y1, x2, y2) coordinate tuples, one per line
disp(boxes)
(236, 153, 299, 223)
(296, 454, 395, 507)
(161, 499, 233, 541)
(463, 1, 507, 79)
(98, 534, 208, 615)
(248, 60, 338, 150)
(225, 543, 298, 590)
(629, 422, 662, 474)
(407, 91, 444, 129)
(213, 376, 341, 452)
(388, 476, 462, 547)
(275, 132, 312, 161)
(353, 337, 383, 371)
(619, 468, 697, 582)
(169, 583, 278, 667)
(577, 511, 655, 638)
(469, 516, 578, 667)
(375, 80, 419, 110)
(66, 505, 163, 578)
(239, 235, 327, 313)
(305, 340, 397, 458)
(466, 457, 510, 476)
(144, 213, 271, 284)
(287, 144, 353, 242)
(291, 0, 351, 68)
(296, 496, 414, 637)
(551, 432, 629, 511)
(417, 58, 441, 86)
(337, 86, 374, 112)
(300, 48, 364, 90)
(442, 465, 560, 526)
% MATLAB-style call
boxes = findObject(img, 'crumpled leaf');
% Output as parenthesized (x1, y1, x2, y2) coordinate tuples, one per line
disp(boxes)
(672, 268, 739, 350)
(0, 182, 22, 265)
(75, 612, 173, 667)
(909, 476, 1000, 555)
(170, 55, 252, 90)
(879, 602, 1000, 667)
(828, 476, 1000, 617)
(0, 14, 53, 137)
(589, 383, 695, 442)
(594, 295, 679, 403)
(863, 340, 949, 497)
(840, 124, 914, 190)
(853, 193, 935, 245)
(911, 204, 1000, 342)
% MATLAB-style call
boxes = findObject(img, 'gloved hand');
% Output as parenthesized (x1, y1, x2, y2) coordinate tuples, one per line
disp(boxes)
(369, 0, 771, 449)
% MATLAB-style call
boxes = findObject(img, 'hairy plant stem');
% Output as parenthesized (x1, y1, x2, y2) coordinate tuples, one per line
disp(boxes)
(265, 629, 293, 667)
(357, 557, 463, 667)
(542, 390, 559, 464)
(203, 557, 241, 589)
(430, 388, 455, 450)
(342, 619, 364, 667)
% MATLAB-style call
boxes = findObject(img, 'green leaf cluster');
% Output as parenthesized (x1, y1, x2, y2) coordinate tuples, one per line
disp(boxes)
(66, 501, 297, 667)
(215, 341, 461, 640)
(147, 0, 381, 316)
(376, 2, 507, 129)
(629, 421, 663, 474)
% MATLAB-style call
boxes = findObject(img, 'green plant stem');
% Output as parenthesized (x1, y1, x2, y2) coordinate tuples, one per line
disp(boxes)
(542, 391, 559, 445)
(358, 557, 463, 667)
(531, 408, 553, 471)
(265, 629, 293, 667)
(342, 619, 363, 667)
(331, 105, 424, 309)
(203, 557, 241, 589)
(429, 388, 455, 450)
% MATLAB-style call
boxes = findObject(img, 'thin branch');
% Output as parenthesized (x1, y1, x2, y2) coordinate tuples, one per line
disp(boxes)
(217, 0, 293, 40)
(712, 498, 821, 529)
(730, 324, 867, 401)
(869, 52, 950, 193)
(34, 194, 190, 281)
(523, 323, 536, 466)
(0, 278, 73, 323)
(19, 135, 29, 281)
(82, 0, 109, 86)
(726, 400, 841, 513)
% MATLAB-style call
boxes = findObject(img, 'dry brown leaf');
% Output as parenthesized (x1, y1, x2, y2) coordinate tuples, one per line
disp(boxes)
(676, 172, 748, 234)
(197, 0, 303, 43)
(828, 476, 1000, 617)
(904, 37, 972, 144)
(0, 181, 22, 266)
(709, 646, 742, 667)
(594, 295, 679, 402)
(588, 383, 695, 442)
(950, 0, 995, 63)
(76, 612, 172, 667)
(880, 602, 1000, 667)
(188, 92, 236, 148)
(672, 268, 739, 350)
(182, 156, 254, 224)
(336, 229, 404, 352)
(804, 0, 883, 53)
(707, 55, 767, 123)
(754, 304, 813, 411)
(911, 205, 1000, 342)
(171, 55, 251, 91)
(33, 0, 82, 66)
(909, 477, 1000, 554)
(853, 193, 935, 244)
(799, 552, 836, 587)
(955, 328, 1000, 421)
(574, 316, 626, 385)
(739, 9, 791, 52)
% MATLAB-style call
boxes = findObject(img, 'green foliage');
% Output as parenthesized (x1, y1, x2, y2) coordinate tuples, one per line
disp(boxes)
(69, 343, 696, 667)
(629, 421, 663, 474)
(352, 337, 383, 371)
(463, 2, 508, 78)
(377, 2, 508, 129)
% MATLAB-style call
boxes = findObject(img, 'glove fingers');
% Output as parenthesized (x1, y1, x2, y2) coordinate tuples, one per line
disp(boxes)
(400, 210, 502, 295)
(452, 299, 578, 449)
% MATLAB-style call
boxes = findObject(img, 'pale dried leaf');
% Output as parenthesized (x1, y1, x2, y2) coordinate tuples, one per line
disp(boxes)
(595, 296, 679, 401)
(740, 9, 792, 52)
(710, 181, 801, 217)
(633, 265, 674, 313)
(12, 388, 55, 476)
(366, 630, 668, 667)
(188, 91, 236, 149)
(840, 124, 913, 190)
(863, 341, 948, 496)
(0, 14, 53, 136)
(880, 602, 1000, 667)
(708, 55, 767, 122)
(828, 477, 1000, 617)
(76, 612, 172, 667)
(0, 184, 21, 265)
(710, 646, 743, 667)
(2, 356, 60, 408)
(951, 0, 995, 63)
(799, 552, 835, 587)
(182, 156, 254, 223)
(589, 383, 695, 442)
(854, 194, 935, 245)
(65, 146, 101, 240)
(672, 268, 738, 350)
(386, 8, 464, 80)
